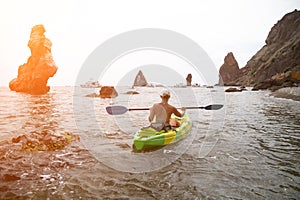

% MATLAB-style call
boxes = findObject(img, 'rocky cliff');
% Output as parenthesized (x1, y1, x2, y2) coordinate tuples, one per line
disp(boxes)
(218, 52, 240, 86)
(219, 10, 300, 90)
(9, 24, 58, 94)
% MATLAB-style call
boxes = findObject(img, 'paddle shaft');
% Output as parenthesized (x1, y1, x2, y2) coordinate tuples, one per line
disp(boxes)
(128, 106, 205, 111)
(128, 108, 150, 111)
(106, 104, 223, 115)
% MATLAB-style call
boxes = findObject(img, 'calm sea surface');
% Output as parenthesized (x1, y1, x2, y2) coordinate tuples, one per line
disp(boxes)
(0, 86, 299, 199)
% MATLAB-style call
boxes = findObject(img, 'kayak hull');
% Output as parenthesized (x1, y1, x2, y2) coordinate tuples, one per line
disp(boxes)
(133, 114, 192, 151)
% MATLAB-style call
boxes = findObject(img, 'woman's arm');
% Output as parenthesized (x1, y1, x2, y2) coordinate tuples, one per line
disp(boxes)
(148, 105, 155, 122)
(172, 106, 185, 117)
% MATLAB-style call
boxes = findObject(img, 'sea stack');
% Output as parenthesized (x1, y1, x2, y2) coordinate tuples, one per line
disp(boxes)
(186, 74, 192, 86)
(133, 70, 148, 87)
(218, 52, 240, 86)
(9, 24, 58, 94)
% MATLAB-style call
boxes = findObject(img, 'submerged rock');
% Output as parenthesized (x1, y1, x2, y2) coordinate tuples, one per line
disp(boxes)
(85, 93, 100, 97)
(240, 86, 247, 91)
(126, 91, 139, 94)
(133, 70, 148, 87)
(225, 87, 242, 92)
(9, 24, 58, 94)
(100, 86, 118, 98)
(11, 131, 79, 151)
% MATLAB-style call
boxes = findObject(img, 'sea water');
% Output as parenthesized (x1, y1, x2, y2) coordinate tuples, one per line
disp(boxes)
(0, 86, 299, 199)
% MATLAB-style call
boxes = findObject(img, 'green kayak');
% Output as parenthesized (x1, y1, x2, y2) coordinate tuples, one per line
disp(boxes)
(133, 114, 192, 151)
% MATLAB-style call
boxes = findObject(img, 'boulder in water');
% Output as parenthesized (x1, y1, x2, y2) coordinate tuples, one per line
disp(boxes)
(100, 86, 118, 98)
(85, 93, 100, 97)
(9, 24, 58, 95)
(225, 87, 242, 92)
(126, 91, 139, 94)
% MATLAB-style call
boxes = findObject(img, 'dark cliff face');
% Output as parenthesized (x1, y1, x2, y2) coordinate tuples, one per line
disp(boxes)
(219, 10, 300, 88)
(236, 10, 300, 87)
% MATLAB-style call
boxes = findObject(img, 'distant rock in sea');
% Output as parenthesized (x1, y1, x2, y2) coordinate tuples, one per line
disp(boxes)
(9, 24, 58, 94)
(126, 91, 139, 95)
(218, 52, 240, 86)
(85, 93, 100, 98)
(100, 86, 118, 98)
(186, 74, 192, 86)
(85, 86, 118, 98)
(225, 87, 242, 92)
(133, 70, 148, 87)
(218, 10, 300, 90)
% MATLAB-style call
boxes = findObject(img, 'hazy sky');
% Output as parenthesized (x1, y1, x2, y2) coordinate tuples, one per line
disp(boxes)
(0, 0, 299, 86)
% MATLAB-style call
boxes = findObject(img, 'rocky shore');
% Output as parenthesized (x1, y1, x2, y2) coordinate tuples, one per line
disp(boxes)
(272, 87, 300, 101)
(218, 10, 300, 92)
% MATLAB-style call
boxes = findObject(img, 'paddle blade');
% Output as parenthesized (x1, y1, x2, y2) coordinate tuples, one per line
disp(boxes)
(106, 106, 128, 115)
(204, 104, 223, 110)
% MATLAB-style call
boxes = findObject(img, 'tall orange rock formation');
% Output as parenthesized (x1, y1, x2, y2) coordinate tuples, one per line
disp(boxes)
(9, 24, 58, 94)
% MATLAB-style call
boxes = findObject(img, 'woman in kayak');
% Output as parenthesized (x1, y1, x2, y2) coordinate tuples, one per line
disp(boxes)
(148, 90, 186, 130)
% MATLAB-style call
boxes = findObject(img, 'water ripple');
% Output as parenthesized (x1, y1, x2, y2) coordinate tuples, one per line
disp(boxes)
(0, 86, 299, 199)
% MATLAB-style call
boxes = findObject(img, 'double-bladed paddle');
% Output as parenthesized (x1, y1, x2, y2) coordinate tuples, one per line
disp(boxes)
(106, 104, 223, 115)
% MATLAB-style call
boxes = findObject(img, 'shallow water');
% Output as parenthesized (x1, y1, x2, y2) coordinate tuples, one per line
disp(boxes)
(0, 86, 299, 199)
